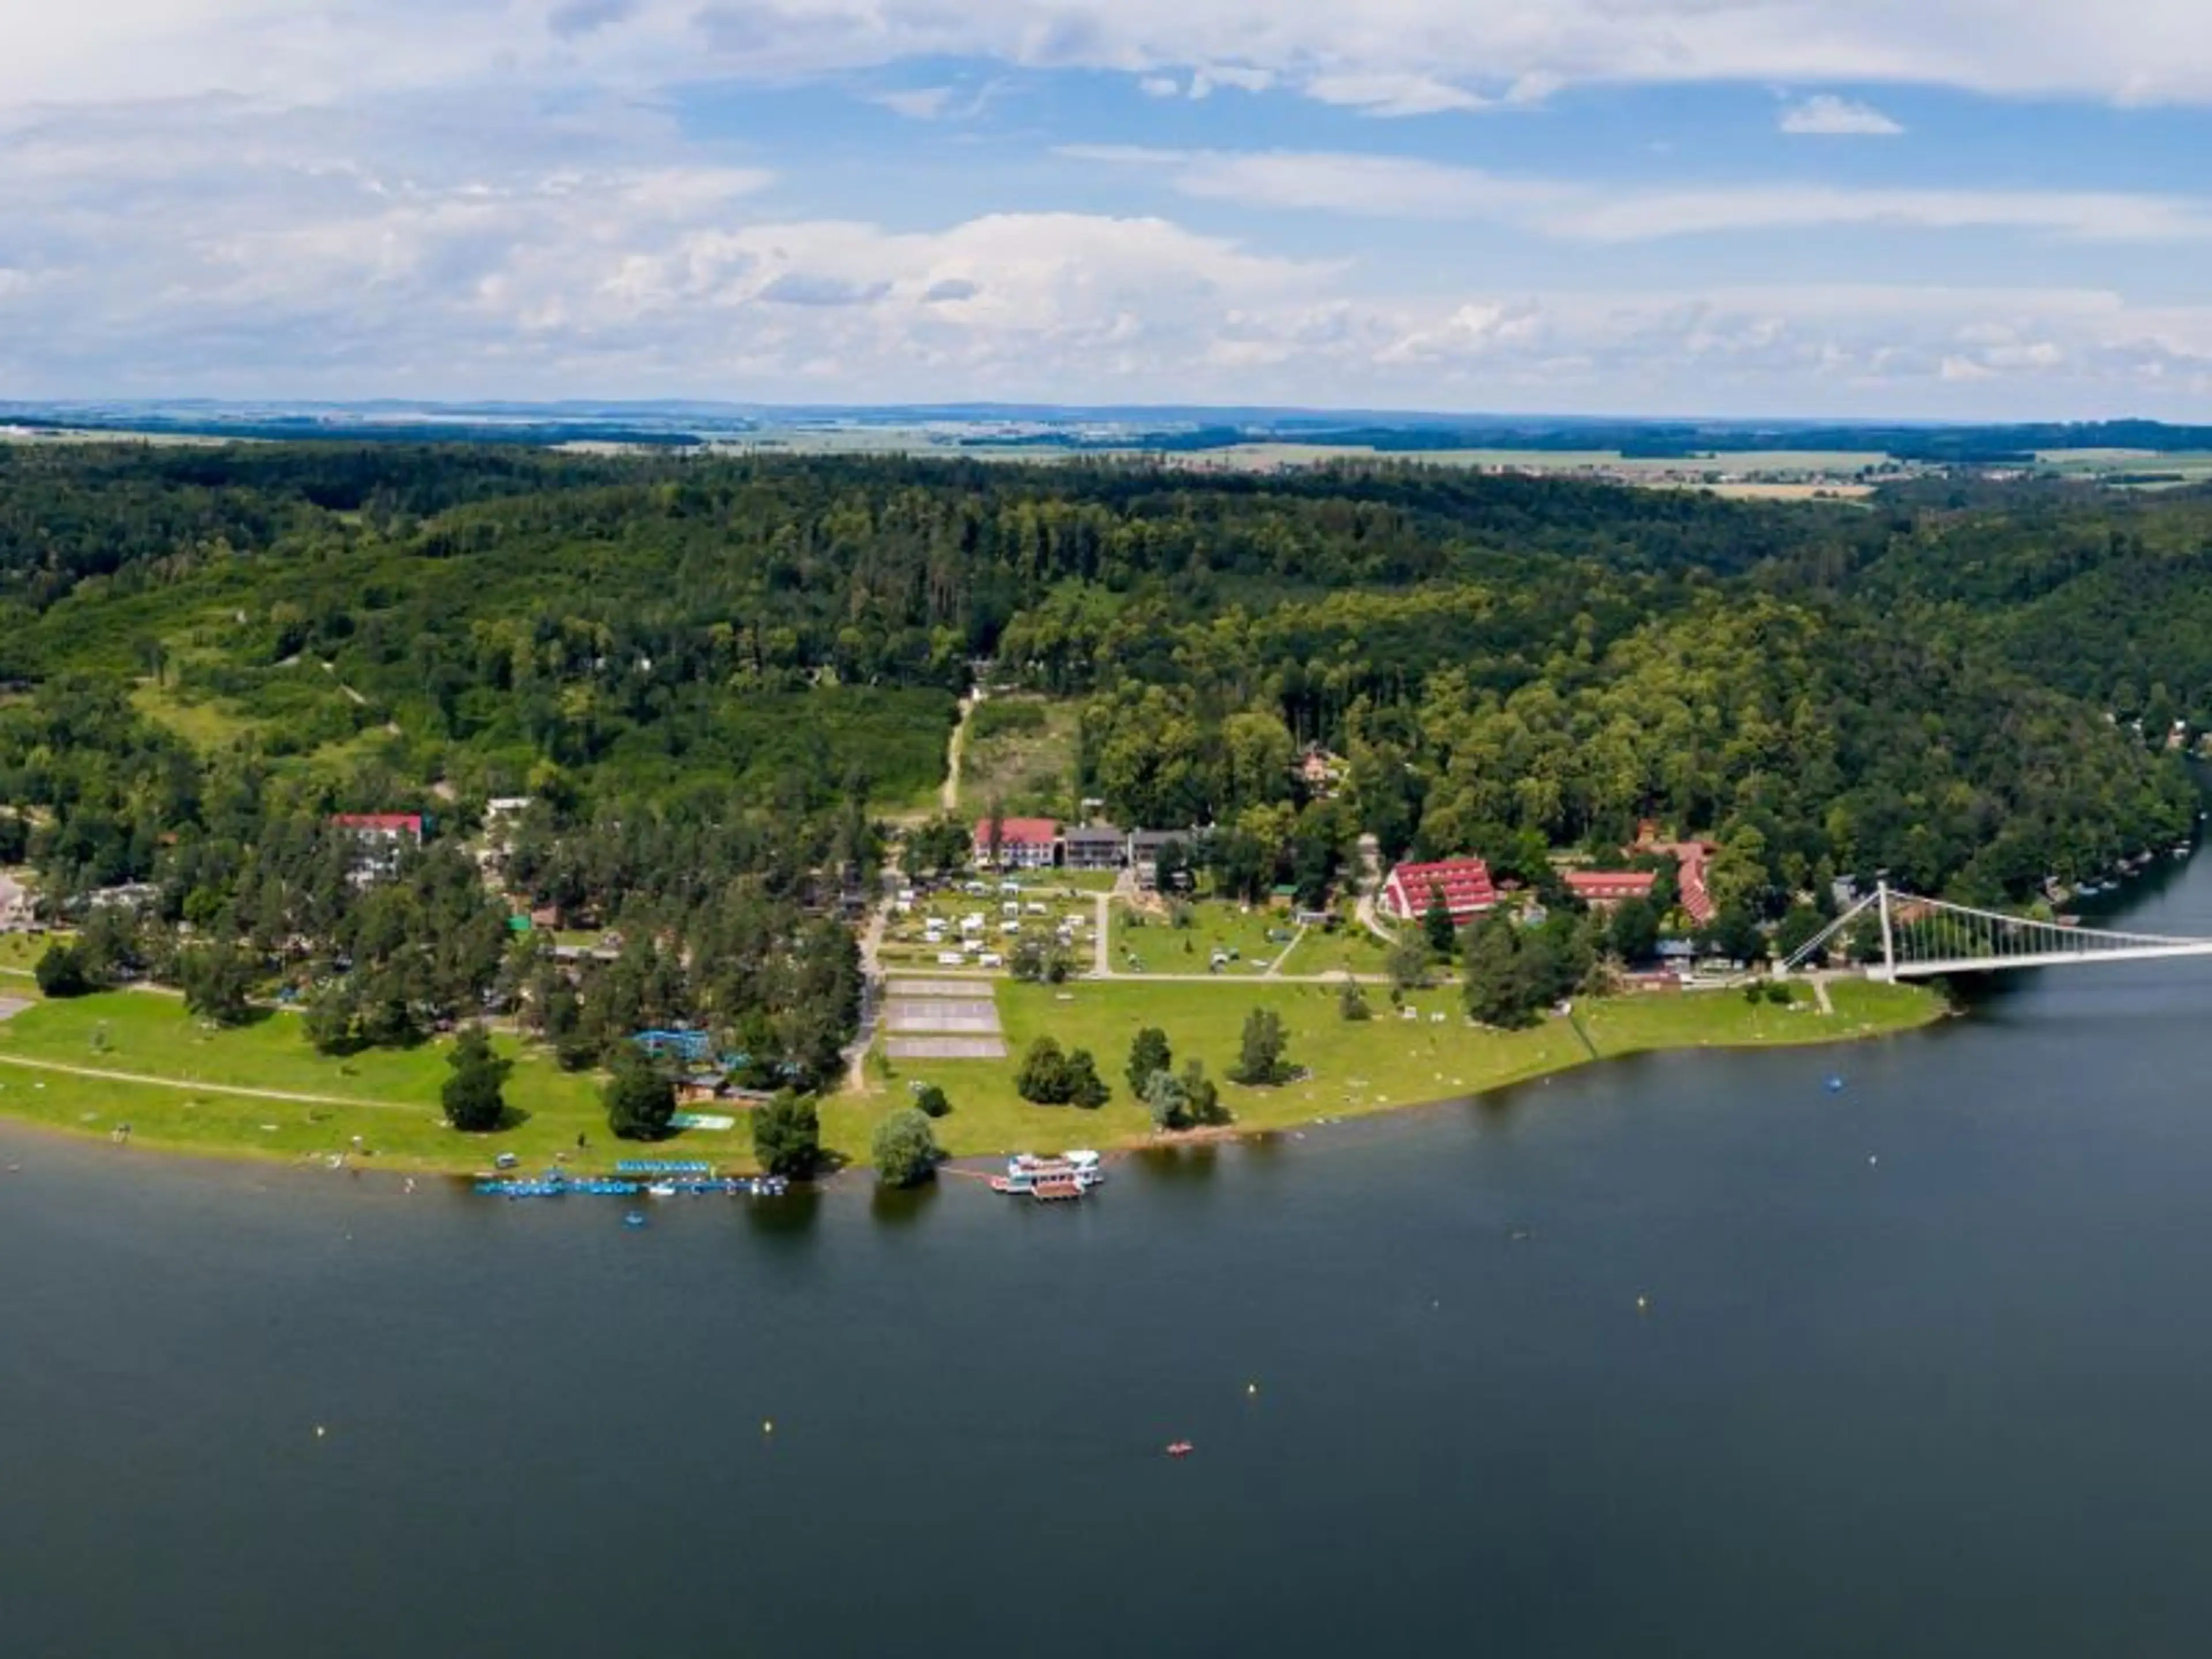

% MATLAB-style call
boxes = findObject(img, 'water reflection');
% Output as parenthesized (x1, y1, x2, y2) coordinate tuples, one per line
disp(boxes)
(1130, 1143, 1221, 1185)
(743, 1188, 823, 1240)
(868, 1180, 941, 1228)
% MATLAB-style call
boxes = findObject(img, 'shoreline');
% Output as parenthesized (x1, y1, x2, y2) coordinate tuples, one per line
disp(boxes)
(0, 979, 1948, 1182)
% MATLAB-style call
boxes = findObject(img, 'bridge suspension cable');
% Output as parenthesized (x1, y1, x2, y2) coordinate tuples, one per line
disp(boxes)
(1781, 881, 2212, 980)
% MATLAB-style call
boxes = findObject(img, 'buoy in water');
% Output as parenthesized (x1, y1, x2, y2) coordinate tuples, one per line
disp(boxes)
(1246, 1382, 1258, 1397)
(1825, 1076, 1846, 1093)
(1635, 1295, 1651, 1314)
(763, 1420, 775, 1435)
(315, 1426, 327, 1439)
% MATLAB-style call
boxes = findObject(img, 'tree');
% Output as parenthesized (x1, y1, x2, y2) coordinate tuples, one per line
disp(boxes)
(441, 1026, 512, 1133)
(1699, 904, 1767, 967)
(913, 1082, 952, 1119)
(1607, 896, 1661, 965)
(1422, 886, 1457, 958)
(1773, 903, 1828, 965)
(1143, 1066, 1188, 1130)
(1065, 1047, 1109, 1110)
(179, 941, 255, 1027)
(871, 1107, 940, 1187)
(1010, 931, 1072, 984)
(1017, 1036, 1073, 1105)
(1230, 1007, 1291, 1087)
(753, 1090, 822, 1179)
(34, 942, 92, 999)
(1338, 976, 1372, 1021)
(1387, 934, 1431, 992)
(1182, 1059, 1227, 1126)
(303, 979, 363, 1056)
(1463, 914, 1537, 1029)
(604, 1050, 677, 1142)
(1126, 1026, 1173, 1097)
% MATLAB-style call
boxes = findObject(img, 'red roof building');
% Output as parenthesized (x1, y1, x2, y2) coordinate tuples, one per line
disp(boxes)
(974, 817, 1060, 869)
(1564, 870, 1658, 909)
(1648, 841, 1718, 925)
(1380, 857, 1498, 923)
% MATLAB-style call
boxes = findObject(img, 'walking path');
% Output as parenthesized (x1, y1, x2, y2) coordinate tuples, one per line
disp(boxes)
(941, 693, 980, 815)
(0, 1051, 415, 1112)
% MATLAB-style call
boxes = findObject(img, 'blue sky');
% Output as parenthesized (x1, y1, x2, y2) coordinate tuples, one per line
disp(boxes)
(7, 1, 2212, 416)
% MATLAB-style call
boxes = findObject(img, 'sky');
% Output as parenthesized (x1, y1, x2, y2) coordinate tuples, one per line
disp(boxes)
(9, 2, 2212, 417)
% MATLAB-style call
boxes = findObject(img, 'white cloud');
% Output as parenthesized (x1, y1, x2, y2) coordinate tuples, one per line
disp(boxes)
(871, 86, 956, 120)
(1073, 146, 2212, 243)
(1781, 94, 1906, 135)
(1059, 147, 1562, 218)
(13, 2, 2212, 116)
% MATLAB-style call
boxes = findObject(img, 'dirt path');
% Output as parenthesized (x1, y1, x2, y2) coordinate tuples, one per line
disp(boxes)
(1093, 892, 1113, 978)
(1263, 924, 1310, 978)
(942, 694, 979, 815)
(0, 1052, 418, 1112)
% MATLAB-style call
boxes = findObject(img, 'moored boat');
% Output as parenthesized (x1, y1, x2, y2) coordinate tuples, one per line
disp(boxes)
(991, 1150, 1105, 1200)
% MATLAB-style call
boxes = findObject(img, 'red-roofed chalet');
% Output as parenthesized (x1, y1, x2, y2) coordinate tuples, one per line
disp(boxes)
(1380, 857, 1498, 923)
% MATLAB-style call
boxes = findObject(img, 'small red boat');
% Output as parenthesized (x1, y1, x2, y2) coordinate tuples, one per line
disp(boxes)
(1165, 1441, 1194, 1458)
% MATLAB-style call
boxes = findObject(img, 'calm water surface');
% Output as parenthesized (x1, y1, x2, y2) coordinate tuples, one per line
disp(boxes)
(9, 863, 2212, 1656)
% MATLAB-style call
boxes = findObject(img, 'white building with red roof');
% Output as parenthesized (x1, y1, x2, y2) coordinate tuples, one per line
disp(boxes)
(331, 813, 426, 885)
(974, 817, 1059, 870)
(1380, 857, 1498, 924)
(1563, 870, 1658, 910)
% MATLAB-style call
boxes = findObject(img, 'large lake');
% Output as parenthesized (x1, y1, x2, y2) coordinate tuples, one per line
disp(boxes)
(9, 860, 2212, 1656)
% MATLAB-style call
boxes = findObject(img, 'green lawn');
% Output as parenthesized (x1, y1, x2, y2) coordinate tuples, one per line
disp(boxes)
(0, 932, 48, 978)
(0, 991, 756, 1174)
(1111, 899, 1298, 977)
(0, 976, 1941, 1176)
(823, 976, 1942, 1166)
(1274, 917, 1396, 978)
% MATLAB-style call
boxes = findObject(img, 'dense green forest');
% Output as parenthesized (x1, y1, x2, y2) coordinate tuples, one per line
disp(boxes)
(0, 442, 2204, 1070)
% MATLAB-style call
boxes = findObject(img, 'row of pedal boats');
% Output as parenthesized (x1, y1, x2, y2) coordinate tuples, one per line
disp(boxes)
(476, 1172, 790, 1199)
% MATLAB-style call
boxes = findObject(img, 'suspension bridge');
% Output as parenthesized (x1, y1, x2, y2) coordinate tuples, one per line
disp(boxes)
(1782, 881, 2212, 981)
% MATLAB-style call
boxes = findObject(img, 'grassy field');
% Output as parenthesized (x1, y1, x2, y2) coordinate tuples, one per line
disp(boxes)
(824, 976, 1941, 1165)
(1111, 899, 1297, 976)
(0, 933, 47, 978)
(0, 992, 755, 1174)
(0, 974, 1940, 1176)
(1275, 916, 1396, 978)
(956, 695, 1080, 817)
(130, 680, 263, 751)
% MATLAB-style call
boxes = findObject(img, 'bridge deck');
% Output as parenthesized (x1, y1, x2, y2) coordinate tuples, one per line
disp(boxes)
(1873, 941, 2212, 979)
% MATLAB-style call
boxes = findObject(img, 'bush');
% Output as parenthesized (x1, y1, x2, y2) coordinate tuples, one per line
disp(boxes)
(441, 1026, 513, 1133)
(34, 942, 92, 999)
(1126, 1027, 1172, 1097)
(604, 1051, 676, 1142)
(1066, 1048, 1109, 1110)
(1017, 1036, 1072, 1105)
(872, 1107, 941, 1188)
(914, 1082, 952, 1119)
(753, 1090, 823, 1179)
(1338, 978, 1372, 1021)
(1229, 1007, 1291, 1088)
